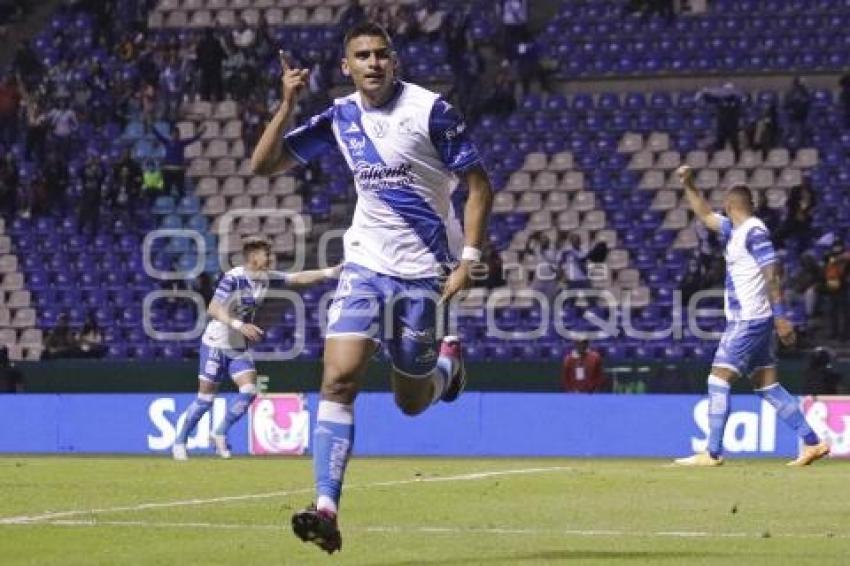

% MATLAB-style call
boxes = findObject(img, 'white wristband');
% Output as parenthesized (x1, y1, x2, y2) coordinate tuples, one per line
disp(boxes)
(461, 246, 482, 262)
(230, 319, 244, 331)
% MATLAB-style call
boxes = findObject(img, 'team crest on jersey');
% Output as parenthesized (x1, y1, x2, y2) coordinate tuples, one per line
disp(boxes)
(347, 136, 367, 157)
(369, 118, 389, 138)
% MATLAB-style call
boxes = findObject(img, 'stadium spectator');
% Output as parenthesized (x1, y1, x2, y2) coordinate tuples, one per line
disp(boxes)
(822, 242, 848, 341)
(0, 153, 18, 216)
(680, 257, 706, 307)
(472, 61, 516, 122)
(787, 253, 821, 321)
(415, 0, 446, 41)
(699, 83, 744, 160)
(748, 102, 780, 158)
(47, 100, 78, 161)
(338, 0, 366, 34)
(500, 0, 528, 56)
(110, 148, 142, 220)
(44, 312, 80, 359)
(754, 196, 780, 235)
(0, 74, 21, 145)
(231, 15, 256, 50)
(20, 170, 48, 218)
(193, 272, 215, 305)
(366, 1, 394, 31)
(20, 84, 48, 162)
(160, 49, 186, 122)
(196, 28, 226, 102)
(11, 41, 42, 87)
(78, 311, 106, 359)
(840, 73, 850, 129)
(152, 124, 204, 196)
(785, 77, 811, 147)
(802, 347, 843, 395)
(43, 152, 69, 215)
(392, 4, 420, 44)
(78, 153, 104, 236)
(0, 346, 23, 393)
(514, 32, 550, 96)
(775, 179, 816, 251)
(561, 339, 609, 393)
(624, 0, 675, 22)
(560, 233, 590, 290)
(141, 158, 164, 199)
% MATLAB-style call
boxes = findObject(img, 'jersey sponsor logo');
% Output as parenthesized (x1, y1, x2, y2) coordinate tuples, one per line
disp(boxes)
(347, 136, 367, 158)
(444, 120, 467, 140)
(415, 347, 437, 365)
(402, 326, 435, 343)
(354, 161, 414, 190)
(249, 394, 309, 455)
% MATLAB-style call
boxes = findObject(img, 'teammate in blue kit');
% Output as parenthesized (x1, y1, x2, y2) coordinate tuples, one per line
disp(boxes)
(171, 237, 339, 460)
(251, 22, 493, 553)
(673, 165, 829, 467)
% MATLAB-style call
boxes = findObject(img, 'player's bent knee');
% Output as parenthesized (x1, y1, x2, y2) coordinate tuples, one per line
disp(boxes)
(321, 375, 358, 403)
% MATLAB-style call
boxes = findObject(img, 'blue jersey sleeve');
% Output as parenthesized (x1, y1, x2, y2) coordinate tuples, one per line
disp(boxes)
(283, 106, 337, 164)
(712, 213, 733, 244)
(745, 226, 777, 268)
(428, 98, 481, 173)
(212, 274, 236, 303)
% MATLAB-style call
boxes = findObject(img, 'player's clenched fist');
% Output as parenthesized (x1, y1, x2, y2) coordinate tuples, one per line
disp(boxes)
(279, 51, 310, 107)
(676, 164, 695, 186)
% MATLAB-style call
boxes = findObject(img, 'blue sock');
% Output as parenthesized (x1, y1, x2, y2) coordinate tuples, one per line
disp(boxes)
(176, 394, 214, 445)
(314, 400, 354, 514)
(707, 375, 731, 459)
(755, 383, 820, 446)
(214, 386, 257, 436)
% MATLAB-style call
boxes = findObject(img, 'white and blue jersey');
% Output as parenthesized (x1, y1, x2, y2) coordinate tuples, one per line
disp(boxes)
(712, 214, 779, 376)
(199, 267, 289, 382)
(283, 81, 481, 279)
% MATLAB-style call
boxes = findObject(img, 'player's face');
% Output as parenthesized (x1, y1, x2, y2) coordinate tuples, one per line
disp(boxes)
(247, 248, 271, 272)
(342, 35, 397, 101)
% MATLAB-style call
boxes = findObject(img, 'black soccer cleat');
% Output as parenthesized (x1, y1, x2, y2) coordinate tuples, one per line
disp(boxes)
(439, 336, 466, 403)
(291, 504, 342, 554)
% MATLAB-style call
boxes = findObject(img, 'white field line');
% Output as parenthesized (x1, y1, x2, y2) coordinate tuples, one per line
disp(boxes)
(0, 466, 572, 525)
(8, 519, 849, 541)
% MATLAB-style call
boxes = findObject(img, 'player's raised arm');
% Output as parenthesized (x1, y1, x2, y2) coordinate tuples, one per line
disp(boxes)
(676, 165, 723, 232)
(250, 52, 310, 175)
(441, 164, 494, 303)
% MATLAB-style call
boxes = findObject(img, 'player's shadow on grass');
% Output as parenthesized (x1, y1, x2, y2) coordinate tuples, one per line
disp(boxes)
(367, 549, 723, 565)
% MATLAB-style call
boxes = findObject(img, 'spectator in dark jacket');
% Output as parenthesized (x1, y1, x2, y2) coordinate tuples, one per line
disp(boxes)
(0, 346, 24, 393)
(803, 347, 843, 395)
(153, 124, 204, 196)
(196, 28, 226, 102)
(785, 76, 812, 147)
(699, 83, 744, 161)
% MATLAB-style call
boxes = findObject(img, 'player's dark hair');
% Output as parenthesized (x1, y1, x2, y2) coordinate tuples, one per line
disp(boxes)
(343, 21, 393, 50)
(727, 183, 754, 210)
(242, 236, 271, 255)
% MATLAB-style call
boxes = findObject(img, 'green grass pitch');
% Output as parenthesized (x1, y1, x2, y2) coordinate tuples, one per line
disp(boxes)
(1, 456, 848, 565)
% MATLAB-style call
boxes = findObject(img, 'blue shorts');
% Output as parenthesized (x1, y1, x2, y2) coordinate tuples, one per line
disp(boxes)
(198, 343, 255, 383)
(326, 262, 441, 377)
(712, 317, 777, 377)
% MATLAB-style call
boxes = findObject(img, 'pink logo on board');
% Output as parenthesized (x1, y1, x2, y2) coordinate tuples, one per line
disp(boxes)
(248, 394, 310, 455)
(801, 396, 850, 457)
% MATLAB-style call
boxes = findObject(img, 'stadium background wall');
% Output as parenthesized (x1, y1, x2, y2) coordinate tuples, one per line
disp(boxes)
(14, 359, 846, 394)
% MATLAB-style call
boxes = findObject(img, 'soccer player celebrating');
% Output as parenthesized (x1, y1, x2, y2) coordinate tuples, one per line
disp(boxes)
(172, 237, 340, 460)
(673, 165, 829, 467)
(251, 22, 493, 553)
